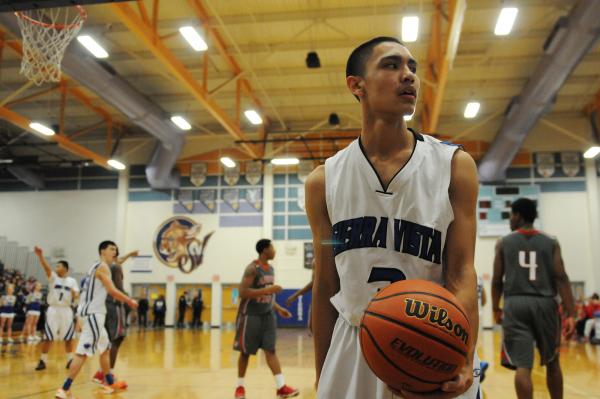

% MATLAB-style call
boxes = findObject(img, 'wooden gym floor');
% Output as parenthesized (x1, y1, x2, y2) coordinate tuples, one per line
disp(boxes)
(1, 328, 599, 398)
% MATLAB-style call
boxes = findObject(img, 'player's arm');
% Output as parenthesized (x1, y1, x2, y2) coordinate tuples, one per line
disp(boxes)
(409, 151, 478, 398)
(33, 246, 52, 279)
(95, 263, 137, 309)
(115, 250, 139, 266)
(273, 301, 292, 318)
(553, 240, 576, 338)
(305, 165, 339, 385)
(285, 278, 314, 307)
(491, 239, 505, 324)
(238, 264, 282, 299)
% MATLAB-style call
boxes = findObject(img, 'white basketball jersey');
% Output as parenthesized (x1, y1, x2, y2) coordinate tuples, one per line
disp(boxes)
(47, 272, 79, 307)
(325, 132, 458, 326)
(79, 262, 107, 316)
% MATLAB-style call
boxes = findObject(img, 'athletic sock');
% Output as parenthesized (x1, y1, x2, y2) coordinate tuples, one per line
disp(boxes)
(237, 377, 244, 387)
(274, 374, 285, 389)
(105, 373, 115, 385)
(62, 378, 73, 391)
(40, 353, 48, 362)
(66, 352, 73, 361)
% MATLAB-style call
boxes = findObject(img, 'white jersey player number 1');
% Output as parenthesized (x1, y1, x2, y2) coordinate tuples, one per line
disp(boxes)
(518, 251, 538, 281)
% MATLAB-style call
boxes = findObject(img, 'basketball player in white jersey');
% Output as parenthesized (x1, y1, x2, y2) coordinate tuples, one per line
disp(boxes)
(55, 240, 138, 399)
(305, 37, 480, 399)
(33, 246, 79, 371)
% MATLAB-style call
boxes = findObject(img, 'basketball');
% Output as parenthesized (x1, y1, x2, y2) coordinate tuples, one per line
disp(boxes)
(359, 280, 471, 393)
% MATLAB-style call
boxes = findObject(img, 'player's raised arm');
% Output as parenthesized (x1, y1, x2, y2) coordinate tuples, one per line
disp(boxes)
(440, 150, 479, 395)
(34, 246, 53, 279)
(305, 165, 339, 385)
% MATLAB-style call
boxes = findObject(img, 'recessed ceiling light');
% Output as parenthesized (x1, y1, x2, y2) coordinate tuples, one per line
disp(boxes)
(402, 16, 419, 42)
(108, 159, 126, 170)
(583, 146, 600, 159)
(403, 114, 413, 121)
(220, 157, 236, 168)
(77, 35, 109, 58)
(179, 26, 208, 51)
(464, 102, 481, 119)
(244, 110, 263, 125)
(494, 8, 518, 36)
(171, 116, 192, 131)
(29, 122, 55, 136)
(271, 158, 299, 166)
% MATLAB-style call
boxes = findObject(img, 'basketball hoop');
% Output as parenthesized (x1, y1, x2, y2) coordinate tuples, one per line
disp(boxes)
(15, 6, 87, 85)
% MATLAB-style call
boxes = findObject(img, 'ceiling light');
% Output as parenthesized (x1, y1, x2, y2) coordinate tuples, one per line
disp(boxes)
(179, 26, 208, 51)
(271, 158, 299, 166)
(170, 116, 192, 131)
(464, 102, 480, 119)
(220, 157, 236, 168)
(0, 159, 13, 164)
(401, 16, 419, 42)
(77, 35, 109, 58)
(403, 114, 413, 121)
(107, 159, 126, 170)
(29, 122, 55, 136)
(494, 8, 518, 36)
(244, 110, 263, 125)
(583, 146, 600, 159)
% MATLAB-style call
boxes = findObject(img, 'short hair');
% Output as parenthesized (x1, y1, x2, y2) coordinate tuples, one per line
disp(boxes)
(57, 260, 69, 271)
(511, 198, 537, 223)
(98, 240, 117, 254)
(593, 293, 599, 300)
(255, 239, 272, 255)
(346, 36, 404, 78)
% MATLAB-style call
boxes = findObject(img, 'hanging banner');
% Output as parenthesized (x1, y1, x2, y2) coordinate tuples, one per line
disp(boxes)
(245, 160, 262, 185)
(224, 163, 240, 186)
(298, 160, 314, 183)
(198, 189, 217, 212)
(245, 187, 263, 211)
(190, 163, 207, 187)
(560, 152, 581, 177)
(176, 190, 194, 213)
(222, 188, 240, 212)
(535, 153, 555, 178)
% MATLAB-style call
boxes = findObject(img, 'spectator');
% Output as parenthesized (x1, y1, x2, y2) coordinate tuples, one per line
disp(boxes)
(138, 296, 149, 329)
(583, 293, 600, 342)
(153, 295, 166, 328)
(177, 291, 188, 329)
(191, 290, 204, 329)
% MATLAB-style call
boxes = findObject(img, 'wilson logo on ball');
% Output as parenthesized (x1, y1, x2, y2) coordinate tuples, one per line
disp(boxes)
(404, 298, 469, 344)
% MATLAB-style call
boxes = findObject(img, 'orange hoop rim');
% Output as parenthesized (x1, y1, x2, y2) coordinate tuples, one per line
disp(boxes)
(15, 5, 87, 30)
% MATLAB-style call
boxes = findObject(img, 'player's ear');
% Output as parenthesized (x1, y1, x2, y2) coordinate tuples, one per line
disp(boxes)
(347, 75, 365, 99)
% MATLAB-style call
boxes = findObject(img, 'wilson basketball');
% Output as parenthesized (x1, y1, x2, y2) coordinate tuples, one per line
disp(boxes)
(359, 279, 471, 393)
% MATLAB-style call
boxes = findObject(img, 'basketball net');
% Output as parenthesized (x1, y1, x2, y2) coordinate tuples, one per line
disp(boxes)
(15, 6, 87, 85)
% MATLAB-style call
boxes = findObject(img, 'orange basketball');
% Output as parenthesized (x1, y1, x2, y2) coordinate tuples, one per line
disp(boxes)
(359, 279, 471, 393)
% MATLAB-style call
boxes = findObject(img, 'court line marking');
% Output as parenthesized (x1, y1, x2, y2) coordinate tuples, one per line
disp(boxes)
(531, 369, 600, 399)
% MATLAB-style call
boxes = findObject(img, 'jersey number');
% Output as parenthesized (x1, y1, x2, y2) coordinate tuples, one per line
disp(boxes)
(518, 251, 538, 281)
(367, 267, 407, 284)
(59, 292, 64, 301)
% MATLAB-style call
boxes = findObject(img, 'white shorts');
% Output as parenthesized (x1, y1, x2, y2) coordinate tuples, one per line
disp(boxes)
(45, 306, 75, 341)
(27, 310, 41, 317)
(317, 317, 481, 399)
(0, 313, 15, 319)
(76, 314, 110, 357)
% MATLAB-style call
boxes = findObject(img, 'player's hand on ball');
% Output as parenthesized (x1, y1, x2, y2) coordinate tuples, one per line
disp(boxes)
(277, 308, 292, 318)
(398, 363, 474, 399)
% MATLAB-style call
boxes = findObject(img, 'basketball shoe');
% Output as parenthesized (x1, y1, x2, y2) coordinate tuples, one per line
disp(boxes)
(276, 385, 299, 398)
(234, 386, 245, 399)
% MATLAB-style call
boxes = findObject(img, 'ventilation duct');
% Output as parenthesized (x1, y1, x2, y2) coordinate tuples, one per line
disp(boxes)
(0, 14, 185, 189)
(477, 0, 600, 182)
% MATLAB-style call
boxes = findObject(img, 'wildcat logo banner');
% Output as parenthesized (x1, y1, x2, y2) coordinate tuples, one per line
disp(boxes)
(245, 160, 262, 185)
(224, 163, 240, 186)
(222, 188, 240, 212)
(153, 217, 214, 274)
(245, 187, 263, 211)
(190, 163, 207, 187)
(199, 189, 217, 212)
(560, 152, 580, 177)
(535, 153, 555, 178)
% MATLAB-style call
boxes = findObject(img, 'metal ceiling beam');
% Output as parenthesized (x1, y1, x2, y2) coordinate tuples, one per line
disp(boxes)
(110, 2, 258, 158)
(421, 0, 466, 134)
(0, 106, 111, 168)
